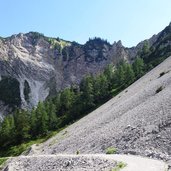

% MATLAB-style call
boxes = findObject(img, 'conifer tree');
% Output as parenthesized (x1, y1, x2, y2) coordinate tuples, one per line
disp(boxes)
(13, 110, 30, 143)
(30, 108, 37, 138)
(47, 100, 58, 130)
(0, 116, 12, 146)
(80, 75, 94, 110)
(35, 102, 49, 136)
(124, 63, 135, 86)
(133, 57, 144, 79)
(104, 64, 114, 90)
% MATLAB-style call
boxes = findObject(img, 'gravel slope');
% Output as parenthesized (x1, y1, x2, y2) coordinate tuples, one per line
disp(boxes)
(1, 154, 168, 171)
(28, 56, 171, 162)
(2, 57, 171, 171)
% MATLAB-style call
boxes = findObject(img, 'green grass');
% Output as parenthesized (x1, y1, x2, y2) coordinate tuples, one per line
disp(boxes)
(111, 86, 124, 97)
(0, 157, 8, 167)
(111, 162, 127, 171)
(0, 130, 59, 157)
(47, 38, 71, 49)
(106, 147, 117, 154)
(0, 139, 43, 157)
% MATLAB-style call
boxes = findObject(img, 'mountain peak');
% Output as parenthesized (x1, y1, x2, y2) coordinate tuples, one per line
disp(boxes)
(117, 40, 122, 47)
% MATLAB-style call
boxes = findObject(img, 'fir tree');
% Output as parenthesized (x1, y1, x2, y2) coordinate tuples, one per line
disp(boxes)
(13, 110, 30, 143)
(80, 75, 95, 110)
(133, 57, 144, 79)
(35, 102, 49, 136)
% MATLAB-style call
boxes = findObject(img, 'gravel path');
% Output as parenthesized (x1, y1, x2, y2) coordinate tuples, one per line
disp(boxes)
(1, 154, 168, 171)
(108, 154, 168, 171)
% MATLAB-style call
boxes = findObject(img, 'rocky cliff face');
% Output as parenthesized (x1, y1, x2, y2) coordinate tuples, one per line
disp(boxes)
(0, 34, 131, 117)
(0, 22, 171, 117)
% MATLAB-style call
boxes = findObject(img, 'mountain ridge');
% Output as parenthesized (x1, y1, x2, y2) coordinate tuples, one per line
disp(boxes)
(0, 22, 171, 118)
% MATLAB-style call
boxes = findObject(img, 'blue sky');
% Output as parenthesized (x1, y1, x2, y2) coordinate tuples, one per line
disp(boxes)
(0, 0, 171, 47)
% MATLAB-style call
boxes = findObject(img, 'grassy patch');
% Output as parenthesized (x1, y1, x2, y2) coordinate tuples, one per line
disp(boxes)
(0, 139, 43, 157)
(47, 38, 71, 50)
(111, 162, 127, 171)
(111, 88, 121, 97)
(0, 157, 8, 167)
(106, 147, 117, 154)
(0, 130, 59, 157)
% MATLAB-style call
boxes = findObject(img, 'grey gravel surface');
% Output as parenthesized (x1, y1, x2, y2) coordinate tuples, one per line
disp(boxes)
(1, 154, 168, 171)
(2, 57, 171, 171)
(2, 155, 117, 171)
(28, 56, 171, 162)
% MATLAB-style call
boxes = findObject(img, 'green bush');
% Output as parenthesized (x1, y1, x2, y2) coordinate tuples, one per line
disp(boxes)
(156, 86, 163, 94)
(159, 72, 165, 77)
(76, 150, 80, 155)
(0, 157, 8, 166)
(106, 147, 117, 154)
(112, 162, 127, 171)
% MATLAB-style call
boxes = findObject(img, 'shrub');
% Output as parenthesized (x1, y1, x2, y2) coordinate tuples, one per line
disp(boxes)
(106, 147, 117, 154)
(76, 150, 80, 155)
(156, 86, 163, 94)
(112, 162, 127, 171)
(159, 72, 165, 77)
(0, 157, 8, 166)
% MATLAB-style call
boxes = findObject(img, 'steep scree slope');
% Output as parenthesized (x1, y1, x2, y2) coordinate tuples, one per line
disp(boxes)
(28, 56, 171, 161)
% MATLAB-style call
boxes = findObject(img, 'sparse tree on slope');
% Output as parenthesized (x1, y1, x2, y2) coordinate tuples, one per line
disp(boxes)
(133, 57, 144, 79)
(80, 75, 95, 110)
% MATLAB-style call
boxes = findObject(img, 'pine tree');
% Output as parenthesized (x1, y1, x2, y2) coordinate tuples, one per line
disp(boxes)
(35, 102, 49, 136)
(93, 75, 101, 103)
(80, 75, 94, 110)
(30, 108, 37, 138)
(133, 57, 144, 79)
(46, 100, 58, 130)
(124, 63, 135, 86)
(93, 73, 110, 103)
(14, 110, 30, 143)
(53, 93, 61, 116)
(0, 116, 12, 146)
(60, 88, 74, 112)
(142, 40, 150, 56)
(115, 64, 125, 87)
(104, 64, 114, 90)
(69, 91, 82, 120)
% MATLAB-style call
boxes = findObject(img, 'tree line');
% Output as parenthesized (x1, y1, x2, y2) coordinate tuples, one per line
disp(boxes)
(0, 57, 145, 154)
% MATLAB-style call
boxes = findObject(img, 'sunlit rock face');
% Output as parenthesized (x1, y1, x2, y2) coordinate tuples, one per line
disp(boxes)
(0, 33, 133, 116)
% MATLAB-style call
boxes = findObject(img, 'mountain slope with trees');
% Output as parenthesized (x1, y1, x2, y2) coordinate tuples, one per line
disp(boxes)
(27, 55, 171, 164)
(1, 22, 171, 158)
(0, 22, 171, 118)
(0, 57, 145, 157)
